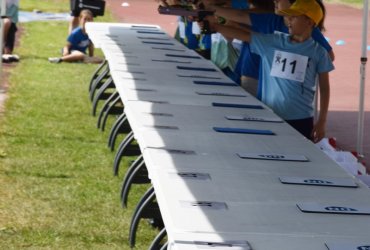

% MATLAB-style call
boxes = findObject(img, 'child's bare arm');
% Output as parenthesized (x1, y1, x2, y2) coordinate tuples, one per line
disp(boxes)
(210, 6, 252, 25)
(207, 17, 252, 42)
(312, 72, 330, 143)
(62, 42, 72, 56)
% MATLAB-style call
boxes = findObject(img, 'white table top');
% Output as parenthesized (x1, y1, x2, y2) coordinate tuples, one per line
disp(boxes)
(124, 101, 297, 136)
(150, 169, 366, 204)
(86, 22, 163, 48)
(136, 130, 321, 156)
(169, 232, 370, 250)
(142, 146, 354, 177)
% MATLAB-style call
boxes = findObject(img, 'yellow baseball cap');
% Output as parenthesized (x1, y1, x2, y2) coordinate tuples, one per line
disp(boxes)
(278, 0, 323, 26)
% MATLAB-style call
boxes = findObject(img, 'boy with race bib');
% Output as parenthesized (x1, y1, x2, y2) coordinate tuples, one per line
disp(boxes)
(211, 0, 334, 142)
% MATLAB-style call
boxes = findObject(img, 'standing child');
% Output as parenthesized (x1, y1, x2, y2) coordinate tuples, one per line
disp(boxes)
(212, 0, 334, 142)
(48, 9, 102, 64)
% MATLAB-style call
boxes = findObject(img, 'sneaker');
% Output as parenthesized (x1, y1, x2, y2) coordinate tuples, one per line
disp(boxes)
(2, 54, 17, 63)
(2, 55, 11, 63)
(48, 57, 62, 63)
(10, 54, 20, 62)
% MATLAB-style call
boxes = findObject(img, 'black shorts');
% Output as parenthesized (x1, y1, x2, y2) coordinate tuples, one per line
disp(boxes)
(70, 9, 98, 17)
(4, 23, 18, 52)
(286, 117, 314, 141)
(70, 0, 100, 17)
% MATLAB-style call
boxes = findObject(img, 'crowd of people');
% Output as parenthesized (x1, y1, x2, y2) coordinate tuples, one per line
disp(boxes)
(160, 0, 335, 143)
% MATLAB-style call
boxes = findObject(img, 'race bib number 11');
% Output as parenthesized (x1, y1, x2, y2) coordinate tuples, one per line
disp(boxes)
(270, 50, 308, 82)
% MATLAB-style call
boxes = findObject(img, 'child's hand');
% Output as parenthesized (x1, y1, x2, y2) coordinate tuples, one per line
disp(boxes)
(311, 120, 326, 143)
(62, 48, 69, 56)
(200, 15, 218, 32)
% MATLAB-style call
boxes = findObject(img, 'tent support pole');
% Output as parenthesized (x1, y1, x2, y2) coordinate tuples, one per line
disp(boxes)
(356, 0, 369, 160)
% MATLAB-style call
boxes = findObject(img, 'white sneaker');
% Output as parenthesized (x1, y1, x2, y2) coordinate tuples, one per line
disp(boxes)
(2, 54, 19, 63)
(48, 57, 62, 63)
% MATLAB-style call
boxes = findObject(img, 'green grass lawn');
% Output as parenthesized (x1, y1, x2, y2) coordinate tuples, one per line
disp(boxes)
(0, 1, 157, 249)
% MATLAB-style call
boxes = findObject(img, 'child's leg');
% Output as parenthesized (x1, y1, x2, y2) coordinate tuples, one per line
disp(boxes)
(61, 50, 85, 62)
(4, 23, 17, 55)
(83, 56, 104, 64)
(2, 18, 12, 51)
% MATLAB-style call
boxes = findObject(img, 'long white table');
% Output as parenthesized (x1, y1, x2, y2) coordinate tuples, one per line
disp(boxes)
(123, 101, 290, 134)
(86, 22, 370, 249)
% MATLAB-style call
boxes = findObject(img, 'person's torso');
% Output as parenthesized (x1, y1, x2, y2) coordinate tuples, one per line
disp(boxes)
(251, 32, 333, 120)
(68, 27, 90, 53)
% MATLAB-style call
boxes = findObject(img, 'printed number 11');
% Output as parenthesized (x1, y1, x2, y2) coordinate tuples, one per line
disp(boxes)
(281, 59, 297, 74)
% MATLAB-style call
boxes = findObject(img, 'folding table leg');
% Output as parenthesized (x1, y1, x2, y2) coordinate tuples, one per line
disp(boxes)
(91, 77, 115, 116)
(107, 113, 131, 151)
(128, 186, 154, 247)
(113, 131, 141, 176)
(89, 66, 110, 101)
(148, 228, 167, 250)
(88, 59, 107, 92)
(129, 186, 163, 248)
(120, 155, 144, 205)
(96, 91, 119, 129)
(160, 242, 168, 250)
(120, 158, 149, 208)
(99, 97, 123, 132)
(113, 131, 135, 175)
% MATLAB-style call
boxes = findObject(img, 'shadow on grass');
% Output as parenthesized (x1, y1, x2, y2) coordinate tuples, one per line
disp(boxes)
(4, 170, 73, 179)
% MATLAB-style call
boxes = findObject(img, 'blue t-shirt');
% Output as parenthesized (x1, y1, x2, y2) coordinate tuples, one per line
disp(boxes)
(177, 17, 200, 50)
(235, 13, 333, 99)
(185, 19, 200, 50)
(200, 33, 212, 50)
(250, 32, 334, 120)
(234, 41, 260, 79)
(67, 27, 91, 53)
(232, 0, 248, 9)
